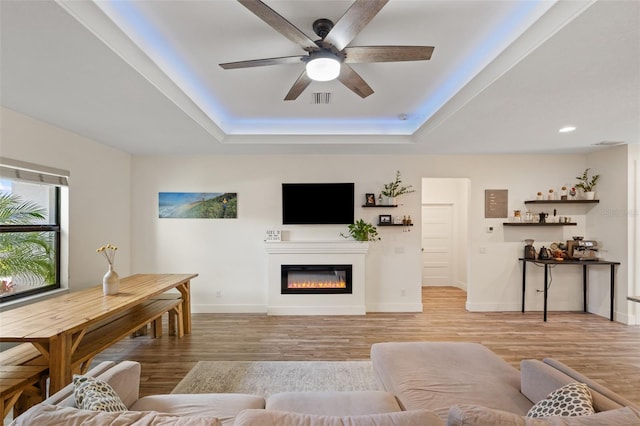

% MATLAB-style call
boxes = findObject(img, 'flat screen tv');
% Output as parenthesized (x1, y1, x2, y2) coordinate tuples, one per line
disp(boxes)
(282, 183, 354, 225)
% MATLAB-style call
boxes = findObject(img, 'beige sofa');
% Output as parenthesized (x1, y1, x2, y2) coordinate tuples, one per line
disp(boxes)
(11, 342, 640, 425)
(371, 342, 640, 425)
(11, 360, 439, 425)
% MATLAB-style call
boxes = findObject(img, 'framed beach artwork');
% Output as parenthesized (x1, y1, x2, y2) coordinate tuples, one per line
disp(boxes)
(159, 192, 237, 219)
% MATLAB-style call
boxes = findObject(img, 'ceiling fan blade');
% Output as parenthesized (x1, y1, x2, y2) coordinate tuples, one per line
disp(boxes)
(220, 55, 306, 69)
(343, 46, 434, 63)
(337, 64, 374, 98)
(284, 70, 312, 101)
(323, 0, 388, 52)
(238, 0, 318, 51)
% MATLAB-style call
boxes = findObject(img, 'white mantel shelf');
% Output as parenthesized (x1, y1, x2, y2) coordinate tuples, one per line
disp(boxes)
(264, 240, 370, 254)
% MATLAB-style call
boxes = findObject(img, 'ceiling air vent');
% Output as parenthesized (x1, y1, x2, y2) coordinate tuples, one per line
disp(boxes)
(593, 141, 625, 147)
(311, 92, 331, 105)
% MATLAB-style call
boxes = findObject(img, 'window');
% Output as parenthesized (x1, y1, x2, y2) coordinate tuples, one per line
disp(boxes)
(0, 159, 68, 303)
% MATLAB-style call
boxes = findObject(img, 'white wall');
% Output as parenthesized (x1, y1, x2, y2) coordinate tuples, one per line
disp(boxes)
(630, 143, 640, 324)
(130, 156, 423, 313)
(584, 146, 631, 322)
(0, 107, 131, 290)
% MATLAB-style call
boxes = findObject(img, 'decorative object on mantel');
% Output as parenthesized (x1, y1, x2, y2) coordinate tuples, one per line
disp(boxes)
(97, 244, 119, 295)
(381, 170, 415, 205)
(264, 229, 282, 242)
(341, 219, 380, 241)
(575, 168, 600, 200)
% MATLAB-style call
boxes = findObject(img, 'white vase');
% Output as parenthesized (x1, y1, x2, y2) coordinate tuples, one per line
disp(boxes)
(103, 264, 120, 295)
(386, 196, 396, 206)
(584, 191, 596, 200)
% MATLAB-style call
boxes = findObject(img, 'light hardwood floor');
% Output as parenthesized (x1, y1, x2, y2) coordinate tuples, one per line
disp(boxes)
(93, 286, 640, 405)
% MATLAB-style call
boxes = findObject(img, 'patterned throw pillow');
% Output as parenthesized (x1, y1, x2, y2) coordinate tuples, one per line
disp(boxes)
(73, 375, 128, 412)
(526, 382, 595, 418)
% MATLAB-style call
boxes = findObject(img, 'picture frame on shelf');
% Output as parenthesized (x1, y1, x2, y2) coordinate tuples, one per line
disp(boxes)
(379, 214, 392, 224)
(365, 193, 376, 206)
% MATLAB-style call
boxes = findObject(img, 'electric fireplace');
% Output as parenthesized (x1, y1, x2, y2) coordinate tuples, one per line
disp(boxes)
(281, 264, 352, 294)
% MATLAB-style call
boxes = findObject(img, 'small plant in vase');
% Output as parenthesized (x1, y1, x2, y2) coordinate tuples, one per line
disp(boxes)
(575, 168, 600, 200)
(341, 219, 380, 242)
(97, 243, 119, 295)
(381, 170, 415, 205)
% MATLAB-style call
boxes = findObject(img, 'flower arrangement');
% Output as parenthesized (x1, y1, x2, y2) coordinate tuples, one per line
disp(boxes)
(96, 244, 118, 266)
(381, 170, 415, 198)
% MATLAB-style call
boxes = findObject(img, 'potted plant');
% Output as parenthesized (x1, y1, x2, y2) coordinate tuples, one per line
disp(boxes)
(381, 170, 415, 205)
(575, 168, 600, 200)
(341, 219, 380, 242)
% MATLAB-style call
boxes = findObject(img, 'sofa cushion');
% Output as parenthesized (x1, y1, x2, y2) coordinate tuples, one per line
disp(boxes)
(73, 375, 128, 412)
(130, 393, 265, 425)
(233, 408, 444, 426)
(526, 383, 594, 418)
(266, 391, 401, 415)
(11, 404, 222, 425)
(371, 342, 533, 418)
(42, 361, 116, 407)
(447, 404, 640, 426)
(93, 359, 141, 408)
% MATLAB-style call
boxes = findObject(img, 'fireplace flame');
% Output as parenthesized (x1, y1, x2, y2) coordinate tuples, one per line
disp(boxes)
(288, 279, 346, 289)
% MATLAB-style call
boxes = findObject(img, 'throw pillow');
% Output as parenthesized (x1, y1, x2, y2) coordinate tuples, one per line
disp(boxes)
(526, 382, 595, 418)
(73, 375, 128, 412)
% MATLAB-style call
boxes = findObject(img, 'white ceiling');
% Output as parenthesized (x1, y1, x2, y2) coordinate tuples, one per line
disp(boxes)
(1, 0, 638, 155)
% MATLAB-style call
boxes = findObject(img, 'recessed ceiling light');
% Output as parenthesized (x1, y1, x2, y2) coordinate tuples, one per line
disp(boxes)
(558, 126, 576, 133)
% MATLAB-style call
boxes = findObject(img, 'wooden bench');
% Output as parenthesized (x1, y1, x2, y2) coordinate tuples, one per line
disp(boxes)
(151, 293, 184, 338)
(131, 293, 184, 338)
(0, 344, 48, 420)
(72, 298, 183, 374)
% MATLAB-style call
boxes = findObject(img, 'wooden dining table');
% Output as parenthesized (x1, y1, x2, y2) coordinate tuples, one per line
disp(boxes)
(0, 273, 197, 394)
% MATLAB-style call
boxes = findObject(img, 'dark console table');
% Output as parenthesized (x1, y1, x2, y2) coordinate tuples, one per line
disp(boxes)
(519, 258, 620, 322)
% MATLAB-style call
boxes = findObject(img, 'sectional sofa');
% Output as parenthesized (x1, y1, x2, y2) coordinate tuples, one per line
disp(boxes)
(11, 342, 640, 425)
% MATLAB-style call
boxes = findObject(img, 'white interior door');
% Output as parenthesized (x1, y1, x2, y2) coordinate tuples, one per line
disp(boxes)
(422, 204, 453, 286)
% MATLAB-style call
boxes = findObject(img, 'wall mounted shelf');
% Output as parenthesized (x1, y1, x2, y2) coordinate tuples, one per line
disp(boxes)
(378, 223, 413, 227)
(524, 200, 599, 204)
(362, 205, 398, 208)
(503, 222, 577, 226)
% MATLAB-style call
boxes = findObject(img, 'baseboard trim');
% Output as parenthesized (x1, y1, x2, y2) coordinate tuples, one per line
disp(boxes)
(267, 305, 366, 316)
(192, 304, 266, 314)
(366, 303, 423, 313)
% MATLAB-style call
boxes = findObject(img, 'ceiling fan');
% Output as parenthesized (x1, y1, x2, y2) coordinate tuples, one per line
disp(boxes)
(219, 0, 434, 101)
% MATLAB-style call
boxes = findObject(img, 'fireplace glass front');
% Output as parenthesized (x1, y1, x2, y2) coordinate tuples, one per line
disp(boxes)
(281, 264, 352, 294)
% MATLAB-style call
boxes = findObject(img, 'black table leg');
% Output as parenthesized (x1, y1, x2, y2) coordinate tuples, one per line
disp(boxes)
(583, 264, 587, 313)
(543, 264, 548, 322)
(522, 259, 526, 313)
(610, 264, 615, 321)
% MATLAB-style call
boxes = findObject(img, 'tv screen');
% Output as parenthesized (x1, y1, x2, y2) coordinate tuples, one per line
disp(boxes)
(282, 183, 354, 225)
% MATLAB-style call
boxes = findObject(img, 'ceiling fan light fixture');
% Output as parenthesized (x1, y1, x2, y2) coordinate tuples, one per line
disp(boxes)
(306, 52, 341, 82)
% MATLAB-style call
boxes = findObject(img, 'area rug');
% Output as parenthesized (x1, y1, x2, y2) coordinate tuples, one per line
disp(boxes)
(171, 361, 382, 397)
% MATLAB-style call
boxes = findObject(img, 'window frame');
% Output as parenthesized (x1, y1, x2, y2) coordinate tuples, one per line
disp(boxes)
(0, 159, 67, 304)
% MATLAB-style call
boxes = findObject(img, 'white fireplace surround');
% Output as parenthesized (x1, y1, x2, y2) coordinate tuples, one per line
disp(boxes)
(265, 241, 369, 315)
